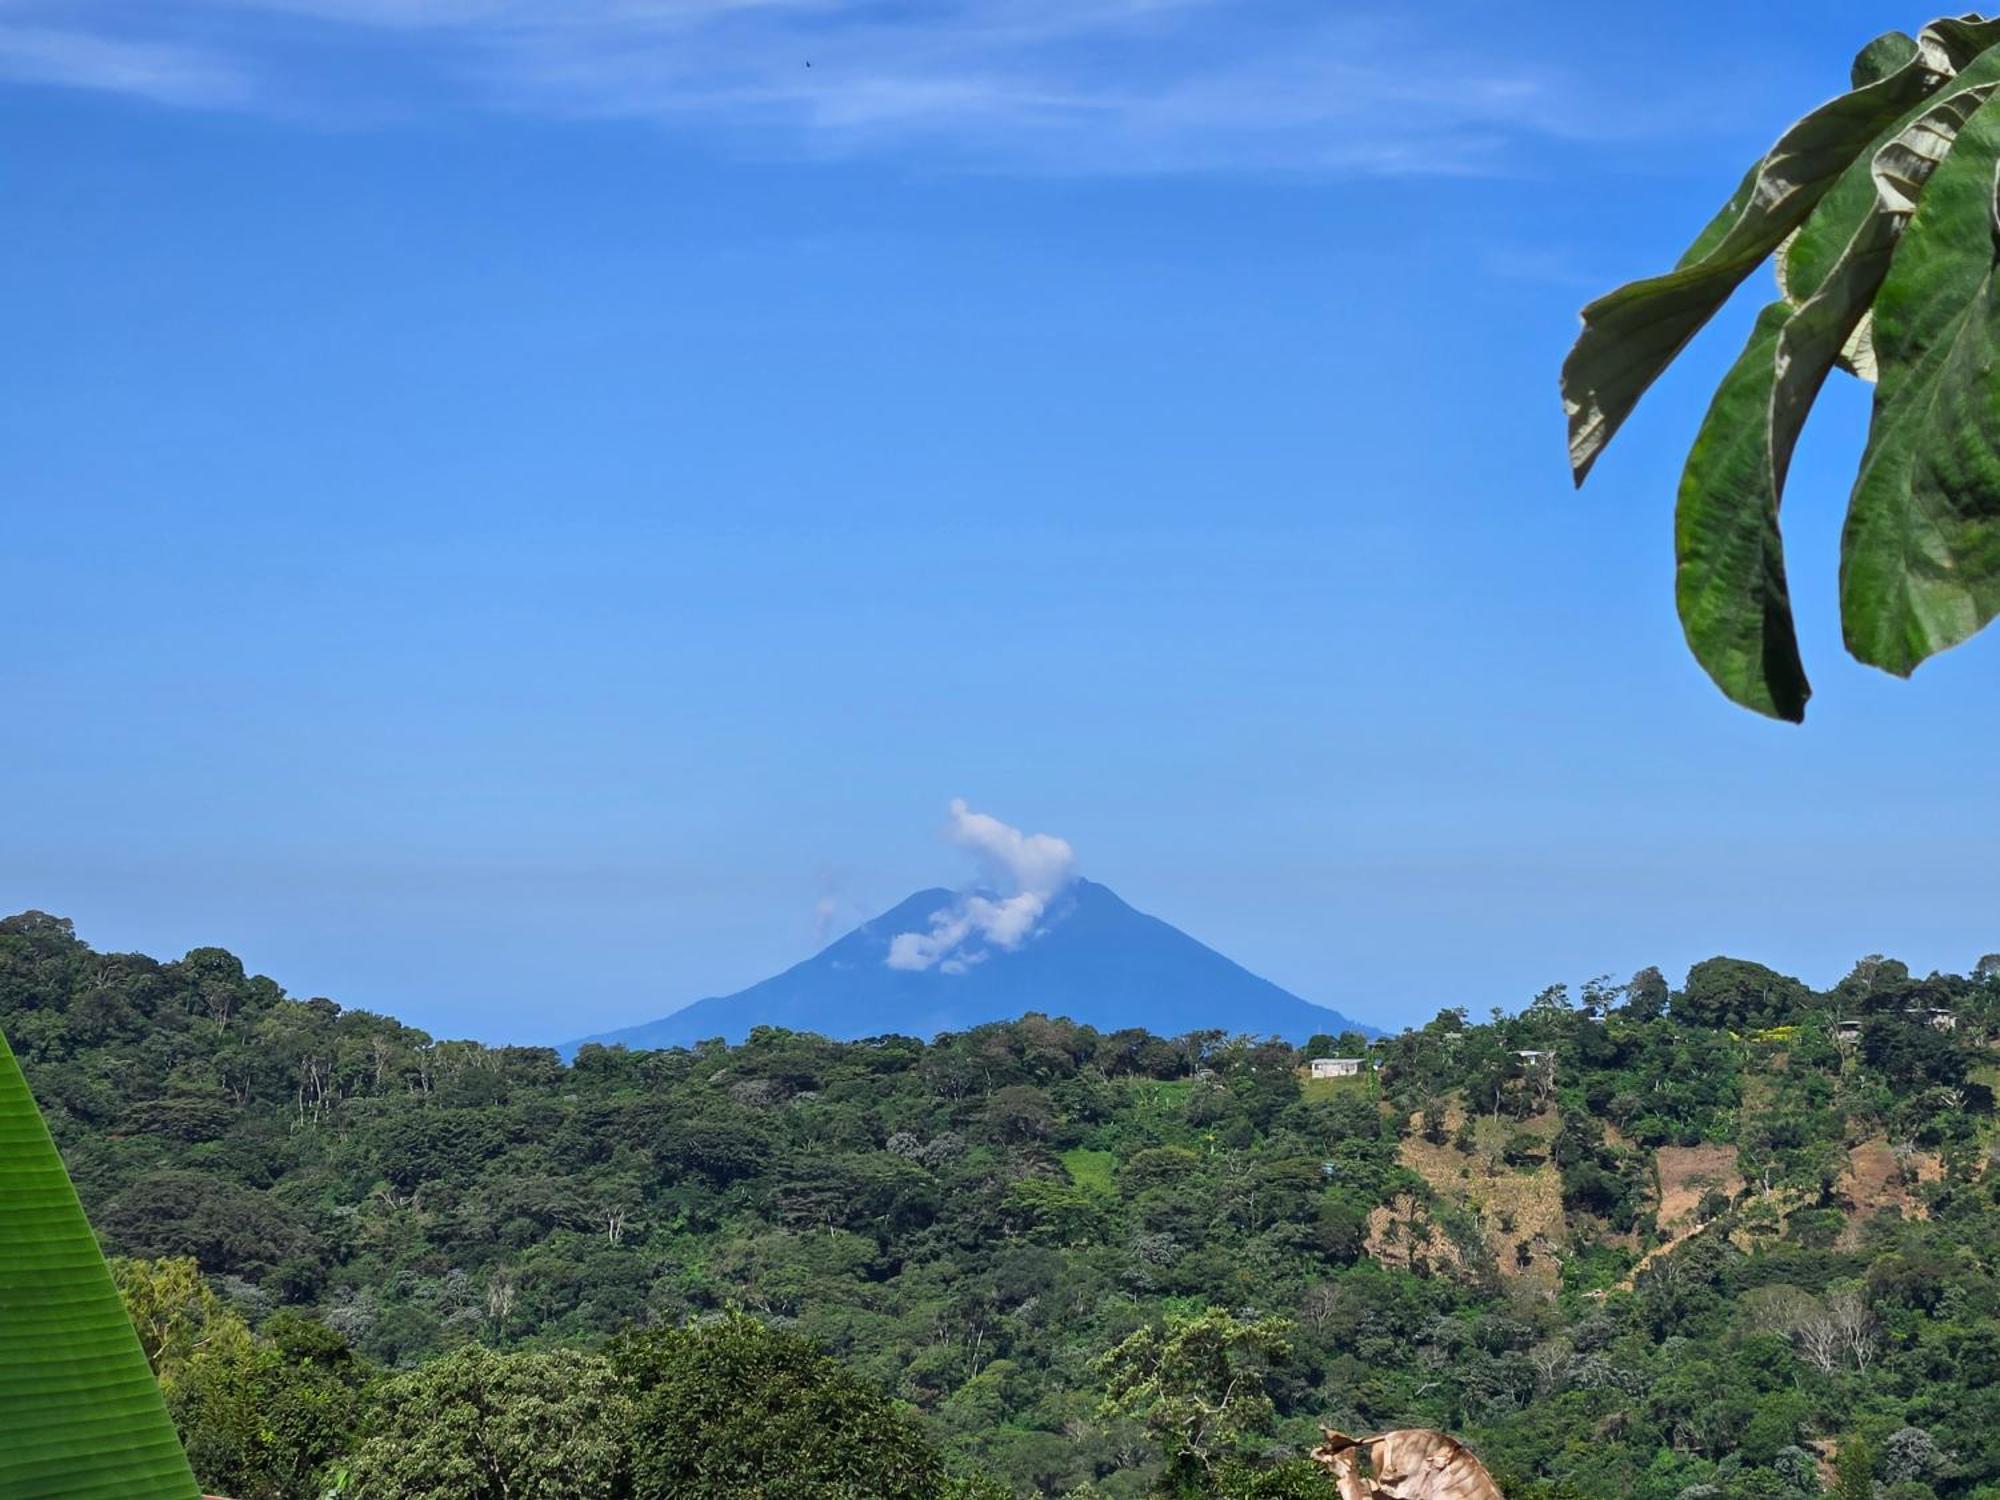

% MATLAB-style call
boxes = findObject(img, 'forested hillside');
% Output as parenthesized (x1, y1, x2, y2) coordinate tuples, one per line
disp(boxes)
(6, 909, 2000, 1499)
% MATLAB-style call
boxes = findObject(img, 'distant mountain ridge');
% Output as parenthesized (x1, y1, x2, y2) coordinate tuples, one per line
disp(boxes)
(565, 878, 1376, 1053)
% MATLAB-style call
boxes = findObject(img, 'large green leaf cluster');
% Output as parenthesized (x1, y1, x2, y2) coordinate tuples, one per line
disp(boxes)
(1564, 16, 2000, 718)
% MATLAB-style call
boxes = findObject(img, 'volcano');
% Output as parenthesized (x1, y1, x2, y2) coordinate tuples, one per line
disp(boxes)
(565, 878, 1375, 1053)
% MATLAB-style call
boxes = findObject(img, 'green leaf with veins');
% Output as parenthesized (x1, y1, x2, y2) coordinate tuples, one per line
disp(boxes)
(1674, 46, 2000, 719)
(1563, 18, 2000, 484)
(1561, 27, 1945, 482)
(0, 1028, 200, 1500)
(1843, 87, 2000, 674)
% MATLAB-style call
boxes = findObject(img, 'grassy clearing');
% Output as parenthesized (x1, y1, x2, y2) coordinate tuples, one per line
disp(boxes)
(1299, 1073, 1376, 1104)
(1061, 1148, 1117, 1196)
(1116, 1078, 1195, 1122)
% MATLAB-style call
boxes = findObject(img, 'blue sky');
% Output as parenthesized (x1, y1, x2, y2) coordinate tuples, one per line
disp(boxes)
(2, 1, 1995, 1042)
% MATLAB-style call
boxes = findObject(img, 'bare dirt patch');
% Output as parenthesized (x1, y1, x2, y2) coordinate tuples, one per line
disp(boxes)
(1654, 1144, 1743, 1235)
(1835, 1140, 1941, 1240)
(1590, 1144, 1747, 1292)
(1379, 1103, 1565, 1294)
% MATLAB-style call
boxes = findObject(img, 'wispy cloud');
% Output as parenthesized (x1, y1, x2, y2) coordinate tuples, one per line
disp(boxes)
(0, 21, 249, 107)
(886, 799, 1076, 974)
(0, 1, 1572, 174)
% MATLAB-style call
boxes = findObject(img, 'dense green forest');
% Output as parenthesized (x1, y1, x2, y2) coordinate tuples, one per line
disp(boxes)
(6, 910, 2000, 1499)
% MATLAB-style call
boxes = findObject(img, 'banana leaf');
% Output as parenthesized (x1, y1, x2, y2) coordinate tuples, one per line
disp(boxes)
(0, 1026, 200, 1498)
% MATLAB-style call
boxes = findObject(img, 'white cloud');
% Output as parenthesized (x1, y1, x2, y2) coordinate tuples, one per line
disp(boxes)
(0, 23, 249, 107)
(945, 798, 1076, 893)
(885, 799, 1076, 973)
(0, 0, 1571, 175)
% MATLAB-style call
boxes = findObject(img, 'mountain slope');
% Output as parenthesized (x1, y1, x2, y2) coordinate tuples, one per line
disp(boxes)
(567, 878, 1375, 1052)
(6, 910, 1998, 1500)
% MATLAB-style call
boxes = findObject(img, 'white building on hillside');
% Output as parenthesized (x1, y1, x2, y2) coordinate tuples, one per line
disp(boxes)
(1310, 1057, 1364, 1080)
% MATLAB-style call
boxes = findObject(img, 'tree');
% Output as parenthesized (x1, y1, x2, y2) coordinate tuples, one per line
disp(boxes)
(1096, 1308, 1293, 1492)
(1861, 1016, 1966, 1090)
(1459, 1032, 1524, 1119)
(98, 1172, 318, 1277)
(984, 1083, 1056, 1143)
(164, 1312, 365, 1500)
(110, 1255, 251, 1384)
(1836, 1434, 1878, 1500)
(1837, 954, 1914, 1004)
(1882, 1428, 1944, 1484)
(612, 1313, 959, 1499)
(1673, 957, 1812, 1032)
(1421, 1097, 1450, 1145)
(343, 1345, 631, 1500)
(1625, 966, 1670, 1021)
(1775, 1446, 1821, 1493)
(1564, 18, 2000, 718)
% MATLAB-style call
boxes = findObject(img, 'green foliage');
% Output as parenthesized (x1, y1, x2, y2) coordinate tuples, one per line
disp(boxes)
(1565, 16, 2000, 717)
(1838, 1435, 1880, 1500)
(1214, 1458, 1340, 1498)
(344, 1344, 632, 1500)
(1675, 958, 1816, 1032)
(1063, 1147, 1120, 1196)
(165, 1310, 364, 1500)
(613, 1313, 950, 1498)
(14, 911, 2000, 1496)
(1097, 1308, 1293, 1491)
(109, 1262, 364, 1499)
(110, 1253, 251, 1383)
(0, 1019, 199, 1499)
